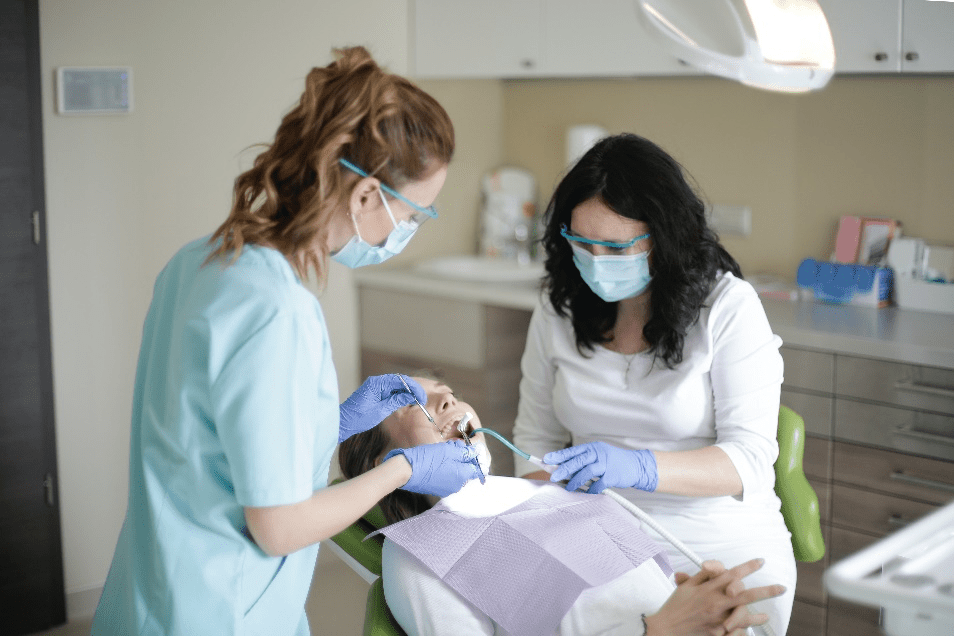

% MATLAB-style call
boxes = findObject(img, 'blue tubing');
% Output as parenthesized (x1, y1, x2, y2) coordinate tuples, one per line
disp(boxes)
(468, 428, 531, 460)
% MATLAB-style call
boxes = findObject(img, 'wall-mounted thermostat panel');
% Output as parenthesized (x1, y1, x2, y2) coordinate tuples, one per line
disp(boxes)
(56, 67, 132, 115)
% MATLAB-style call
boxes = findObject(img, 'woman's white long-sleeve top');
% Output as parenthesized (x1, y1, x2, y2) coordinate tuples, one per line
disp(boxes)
(512, 271, 784, 512)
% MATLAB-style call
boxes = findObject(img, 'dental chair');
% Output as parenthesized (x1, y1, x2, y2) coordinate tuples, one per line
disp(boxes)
(328, 405, 825, 636)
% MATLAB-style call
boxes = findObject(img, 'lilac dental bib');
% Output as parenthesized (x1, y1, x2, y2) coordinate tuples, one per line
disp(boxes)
(372, 478, 671, 636)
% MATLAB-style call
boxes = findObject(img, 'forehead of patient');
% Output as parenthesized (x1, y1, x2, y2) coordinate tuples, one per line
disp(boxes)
(380, 377, 481, 453)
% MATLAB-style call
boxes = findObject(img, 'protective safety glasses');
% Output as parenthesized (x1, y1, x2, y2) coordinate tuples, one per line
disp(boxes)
(560, 224, 651, 250)
(339, 158, 439, 226)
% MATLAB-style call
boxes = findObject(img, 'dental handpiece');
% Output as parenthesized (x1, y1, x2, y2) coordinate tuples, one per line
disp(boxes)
(466, 427, 556, 474)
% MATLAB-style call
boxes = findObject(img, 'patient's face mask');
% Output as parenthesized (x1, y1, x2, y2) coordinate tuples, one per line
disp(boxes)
(569, 242, 653, 302)
(331, 190, 419, 269)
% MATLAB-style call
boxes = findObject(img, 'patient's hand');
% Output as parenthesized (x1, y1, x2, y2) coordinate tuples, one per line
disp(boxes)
(644, 558, 785, 636)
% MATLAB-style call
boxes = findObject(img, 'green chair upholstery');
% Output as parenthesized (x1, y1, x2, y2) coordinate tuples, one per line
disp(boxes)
(363, 577, 408, 636)
(331, 405, 826, 634)
(774, 405, 826, 562)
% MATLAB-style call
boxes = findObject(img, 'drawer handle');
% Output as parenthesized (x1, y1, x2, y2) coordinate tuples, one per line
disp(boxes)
(893, 427, 954, 448)
(887, 514, 910, 528)
(894, 380, 954, 400)
(889, 471, 954, 494)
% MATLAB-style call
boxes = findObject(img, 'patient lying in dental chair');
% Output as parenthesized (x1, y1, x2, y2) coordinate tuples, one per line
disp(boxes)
(338, 377, 784, 636)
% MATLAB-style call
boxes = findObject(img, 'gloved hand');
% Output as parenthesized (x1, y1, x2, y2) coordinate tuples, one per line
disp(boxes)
(339, 374, 427, 443)
(384, 440, 480, 497)
(544, 442, 658, 494)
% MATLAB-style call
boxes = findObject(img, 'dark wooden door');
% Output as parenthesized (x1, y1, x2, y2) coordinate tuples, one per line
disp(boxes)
(0, 0, 67, 633)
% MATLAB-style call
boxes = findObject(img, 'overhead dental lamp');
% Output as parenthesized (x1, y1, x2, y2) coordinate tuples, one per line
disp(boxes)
(636, 0, 836, 93)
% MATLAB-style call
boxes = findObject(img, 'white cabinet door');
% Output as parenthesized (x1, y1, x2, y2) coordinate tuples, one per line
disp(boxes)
(413, 0, 544, 79)
(901, 0, 954, 72)
(820, 0, 902, 73)
(543, 0, 695, 77)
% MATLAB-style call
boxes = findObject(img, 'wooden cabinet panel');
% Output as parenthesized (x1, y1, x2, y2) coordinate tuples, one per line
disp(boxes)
(827, 527, 883, 635)
(835, 355, 954, 415)
(360, 289, 485, 368)
(831, 483, 937, 537)
(826, 598, 882, 636)
(781, 346, 835, 394)
(834, 397, 954, 462)
(795, 521, 830, 606)
(781, 390, 833, 438)
(832, 441, 954, 505)
(789, 598, 826, 636)
(804, 435, 833, 484)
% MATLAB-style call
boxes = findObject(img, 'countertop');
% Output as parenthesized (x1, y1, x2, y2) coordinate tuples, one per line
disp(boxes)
(355, 268, 954, 370)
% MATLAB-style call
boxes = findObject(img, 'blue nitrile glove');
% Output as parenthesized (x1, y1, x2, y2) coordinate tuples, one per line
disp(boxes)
(384, 440, 480, 497)
(339, 374, 427, 443)
(544, 442, 658, 494)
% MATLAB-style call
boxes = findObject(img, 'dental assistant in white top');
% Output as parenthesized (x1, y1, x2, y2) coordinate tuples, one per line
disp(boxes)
(92, 47, 480, 636)
(514, 133, 797, 635)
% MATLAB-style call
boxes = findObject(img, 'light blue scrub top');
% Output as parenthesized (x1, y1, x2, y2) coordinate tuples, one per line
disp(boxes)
(92, 237, 338, 635)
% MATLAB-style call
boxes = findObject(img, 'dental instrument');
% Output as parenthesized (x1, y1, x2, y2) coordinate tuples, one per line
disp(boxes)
(457, 413, 486, 484)
(464, 427, 775, 636)
(468, 427, 555, 475)
(396, 374, 443, 438)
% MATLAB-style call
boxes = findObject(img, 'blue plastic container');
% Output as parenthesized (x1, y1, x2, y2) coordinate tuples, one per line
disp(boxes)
(796, 259, 893, 306)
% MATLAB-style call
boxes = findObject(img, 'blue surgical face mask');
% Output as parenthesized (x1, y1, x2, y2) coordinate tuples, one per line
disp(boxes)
(331, 190, 419, 268)
(569, 242, 653, 302)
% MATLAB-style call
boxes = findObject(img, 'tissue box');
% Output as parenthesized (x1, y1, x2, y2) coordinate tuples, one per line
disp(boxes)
(895, 277, 954, 314)
(797, 259, 893, 307)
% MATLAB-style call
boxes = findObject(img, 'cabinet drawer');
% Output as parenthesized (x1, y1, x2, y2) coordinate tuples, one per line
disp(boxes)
(826, 598, 882, 636)
(827, 526, 883, 636)
(360, 289, 485, 367)
(831, 483, 938, 536)
(781, 390, 833, 437)
(788, 598, 825, 636)
(831, 441, 954, 505)
(835, 354, 954, 415)
(360, 292, 530, 370)
(780, 346, 834, 394)
(794, 521, 829, 605)
(834, 397, 954, 462)
(804, 435, 832, 483)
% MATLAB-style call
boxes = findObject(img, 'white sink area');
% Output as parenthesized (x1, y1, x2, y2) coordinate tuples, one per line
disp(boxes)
(414, 255, 544, 284)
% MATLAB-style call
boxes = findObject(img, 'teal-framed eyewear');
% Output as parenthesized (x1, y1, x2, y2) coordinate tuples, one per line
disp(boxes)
(339, 158, 439, 224)
(560, 224, 650, 250)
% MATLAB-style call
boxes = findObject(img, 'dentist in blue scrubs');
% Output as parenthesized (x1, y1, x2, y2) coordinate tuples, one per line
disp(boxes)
(92, 47, 478, 635)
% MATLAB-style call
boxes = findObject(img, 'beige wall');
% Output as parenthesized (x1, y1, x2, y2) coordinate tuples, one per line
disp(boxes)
(502, 75, 954, 278)
(38, 0, 413, 612)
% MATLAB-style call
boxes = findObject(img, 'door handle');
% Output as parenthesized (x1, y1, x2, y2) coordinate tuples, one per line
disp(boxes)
(43, 473, 55, 507)
(32, 211, 41, 245)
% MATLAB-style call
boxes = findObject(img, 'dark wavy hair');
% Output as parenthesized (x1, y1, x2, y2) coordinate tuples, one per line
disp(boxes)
(542, 133, 741, 369)
(338, 423, 431, 526)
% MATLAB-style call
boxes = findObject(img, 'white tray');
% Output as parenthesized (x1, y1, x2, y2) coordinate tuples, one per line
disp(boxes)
(825, 500, 954, 636)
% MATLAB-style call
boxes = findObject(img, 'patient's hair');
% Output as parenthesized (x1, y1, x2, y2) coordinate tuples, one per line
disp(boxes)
(208, 45, 455, 282)
(339, 423, 431, 526)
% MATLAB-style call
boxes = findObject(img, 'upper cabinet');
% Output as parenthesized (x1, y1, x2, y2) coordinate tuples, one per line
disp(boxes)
(411, 0, 695, 79)
(412, 0, 954, 80)
(820, 0, 954, 73)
